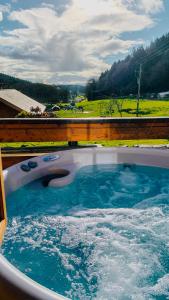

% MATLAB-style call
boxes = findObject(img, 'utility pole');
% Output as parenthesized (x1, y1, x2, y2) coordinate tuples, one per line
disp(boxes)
(136, 63, 142, 117)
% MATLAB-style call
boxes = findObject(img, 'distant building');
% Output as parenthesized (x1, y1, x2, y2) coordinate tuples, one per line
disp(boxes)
(158, 91, 169, 99)
(0, 89, 46, 118)
(75, 96, 85, 103)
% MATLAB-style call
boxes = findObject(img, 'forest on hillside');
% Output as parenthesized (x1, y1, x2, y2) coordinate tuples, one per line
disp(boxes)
(86, 33, 169, 100)
(0, 74, 85, 103)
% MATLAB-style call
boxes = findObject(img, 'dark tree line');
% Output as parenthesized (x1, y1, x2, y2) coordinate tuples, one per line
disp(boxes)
(86, 33, 169, 100)
(0, 73, 70, 103)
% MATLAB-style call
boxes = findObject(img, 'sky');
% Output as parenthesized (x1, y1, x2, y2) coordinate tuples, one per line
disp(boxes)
(0, 0, 168, 85)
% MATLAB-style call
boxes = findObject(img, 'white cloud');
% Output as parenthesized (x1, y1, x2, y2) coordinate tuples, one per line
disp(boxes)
(0, 3, 11, 21)
(41, 2, 56, 10)
(125, 0, 164, 14)
(0, 4, 11, 22)
(98, 38, 144, 58)
(0, 4, 11, 13)
(0, 0, 165, 84)
(139, 0, 164, 14)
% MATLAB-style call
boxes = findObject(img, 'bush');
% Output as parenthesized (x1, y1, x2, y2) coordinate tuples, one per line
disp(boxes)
(16, 110, 57, 118)
(16, 111, 30, 118)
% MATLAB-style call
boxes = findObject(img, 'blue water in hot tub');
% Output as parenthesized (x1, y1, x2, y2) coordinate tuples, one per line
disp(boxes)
(2, 164, 169, 300)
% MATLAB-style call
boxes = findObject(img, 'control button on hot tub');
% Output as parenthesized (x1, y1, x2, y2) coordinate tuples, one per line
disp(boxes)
(20, 164, 31, 172)
(28, 161, 38, 169)
(43, 155, 60, 162)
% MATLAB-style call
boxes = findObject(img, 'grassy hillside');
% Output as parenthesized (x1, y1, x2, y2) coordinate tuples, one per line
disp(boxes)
(56, 99, 169, 118)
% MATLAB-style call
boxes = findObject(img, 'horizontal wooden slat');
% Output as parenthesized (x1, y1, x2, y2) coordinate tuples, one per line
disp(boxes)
(0, 117, 169, 142)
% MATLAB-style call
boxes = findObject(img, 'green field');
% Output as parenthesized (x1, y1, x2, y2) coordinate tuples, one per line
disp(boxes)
(2, 99, 169, 149)
(56, 99, 169, 118)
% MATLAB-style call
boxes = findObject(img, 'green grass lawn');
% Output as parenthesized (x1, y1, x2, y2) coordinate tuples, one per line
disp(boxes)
(56, 99, 169, 118)
(1, 139, 169, 149)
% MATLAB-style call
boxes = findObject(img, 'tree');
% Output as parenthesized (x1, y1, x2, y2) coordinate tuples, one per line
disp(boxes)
(86, 79, 97, 101)
(85, 32, 169, 99)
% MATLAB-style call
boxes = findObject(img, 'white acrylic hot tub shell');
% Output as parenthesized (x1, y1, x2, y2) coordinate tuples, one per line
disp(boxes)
(1, 147, 169, 300)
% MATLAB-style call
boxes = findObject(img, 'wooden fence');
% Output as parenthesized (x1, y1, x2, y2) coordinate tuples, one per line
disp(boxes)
(0, 117, 169, 142)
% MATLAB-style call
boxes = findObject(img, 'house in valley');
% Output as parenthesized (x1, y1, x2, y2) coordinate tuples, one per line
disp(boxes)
(0, 89, 46, 117)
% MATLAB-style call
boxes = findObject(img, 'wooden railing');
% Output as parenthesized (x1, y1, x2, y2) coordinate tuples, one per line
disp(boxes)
(1, 116, 169, 243)
(0, 117, 169, 142)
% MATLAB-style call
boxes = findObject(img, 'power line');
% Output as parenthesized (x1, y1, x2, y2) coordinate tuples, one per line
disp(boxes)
(134, 40, 169, 101)
(136, 64, 142, 117)
(136, 40, 169, 65)
(142, 48, 169, 65)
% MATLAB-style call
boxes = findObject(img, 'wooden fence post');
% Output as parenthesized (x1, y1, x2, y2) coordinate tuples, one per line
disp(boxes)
(0, 149, 7, 244)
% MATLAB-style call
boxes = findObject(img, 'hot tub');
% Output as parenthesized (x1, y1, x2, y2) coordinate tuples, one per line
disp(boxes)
(1, 147, 169, 300)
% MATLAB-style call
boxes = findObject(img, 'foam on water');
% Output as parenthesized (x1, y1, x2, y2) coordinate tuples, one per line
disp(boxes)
(2, 164, 169, 299)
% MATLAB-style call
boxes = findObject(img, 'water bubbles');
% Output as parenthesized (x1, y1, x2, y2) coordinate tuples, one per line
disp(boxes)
(2, 164, 169, 299)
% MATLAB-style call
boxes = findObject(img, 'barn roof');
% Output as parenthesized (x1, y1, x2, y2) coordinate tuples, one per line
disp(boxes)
(0, 89, 46, 113)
